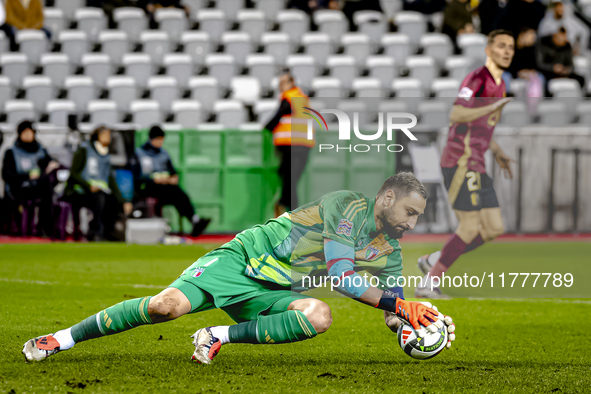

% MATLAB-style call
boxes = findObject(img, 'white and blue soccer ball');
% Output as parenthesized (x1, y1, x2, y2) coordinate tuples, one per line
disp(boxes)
(397, 322, 448, 360)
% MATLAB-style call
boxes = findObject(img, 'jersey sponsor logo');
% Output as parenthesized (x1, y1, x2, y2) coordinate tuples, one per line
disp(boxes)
(192, 267, 205, 278)
(336, 219, 353, 236)
(458, 87, 473, 101)
(365, 245, 379, 260)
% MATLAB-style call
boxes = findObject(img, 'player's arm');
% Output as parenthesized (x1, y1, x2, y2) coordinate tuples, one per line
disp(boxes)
(449, 98, 511, 123)
(324, 239, 440, 332)
(490, 138, 515, 179)
(449, 74, 511, 123)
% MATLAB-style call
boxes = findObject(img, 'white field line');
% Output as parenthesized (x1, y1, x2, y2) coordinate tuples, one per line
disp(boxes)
(1, 277, 590, 303)
(0, 277, 165, 289)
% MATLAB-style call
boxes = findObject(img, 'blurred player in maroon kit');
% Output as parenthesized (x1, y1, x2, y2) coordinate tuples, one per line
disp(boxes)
(416, 30, 516, 298)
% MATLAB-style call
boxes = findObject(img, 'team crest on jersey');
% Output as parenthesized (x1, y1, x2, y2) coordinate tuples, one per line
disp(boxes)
(336, 219, 353, 236)
(458, 87, 473, 101)
(192, 267, 205, 278)
(365, 245, 379, 260)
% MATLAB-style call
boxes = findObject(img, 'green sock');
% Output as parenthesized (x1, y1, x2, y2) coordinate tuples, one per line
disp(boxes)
(71, 297, 153, 343)
(228, 310, 317, 344)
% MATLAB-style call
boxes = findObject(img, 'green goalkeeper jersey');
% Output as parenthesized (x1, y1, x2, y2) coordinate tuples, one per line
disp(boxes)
(233, 190, 403, 291)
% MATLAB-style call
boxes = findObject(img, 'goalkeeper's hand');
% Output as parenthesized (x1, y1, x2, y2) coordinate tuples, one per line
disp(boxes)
(394, 298, 439, 331)
(396, 300, 456, 349)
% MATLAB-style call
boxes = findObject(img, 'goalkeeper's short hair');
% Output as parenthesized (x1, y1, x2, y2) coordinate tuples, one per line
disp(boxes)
(377, 171, 429, 200)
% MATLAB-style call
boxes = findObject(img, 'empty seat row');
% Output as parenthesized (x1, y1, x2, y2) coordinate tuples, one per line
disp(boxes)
(2, 98, 249, 129)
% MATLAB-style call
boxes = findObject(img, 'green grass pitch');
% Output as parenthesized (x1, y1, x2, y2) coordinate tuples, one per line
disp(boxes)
(1, 242, 590, 393)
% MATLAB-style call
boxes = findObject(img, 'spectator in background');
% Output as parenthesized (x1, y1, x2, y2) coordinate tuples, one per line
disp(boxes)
(537, 27, 585, 91)
(509, 28, 541, 81)
(2, 121, 60, 237)
(264, 68, 314, 217)
(130, 126, 211, 237)
(506, 27, 543, 111)
(442, 0, 473, 46)
(502, 0, 545, 39)
(64, 126, 132, 241)
(0, 0, 50, 51)
(538, 0, 589, 55)
(478, 0, 510, 36)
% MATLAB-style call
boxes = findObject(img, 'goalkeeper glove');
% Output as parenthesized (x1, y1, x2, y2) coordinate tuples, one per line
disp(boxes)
(418, 302, 457, 349)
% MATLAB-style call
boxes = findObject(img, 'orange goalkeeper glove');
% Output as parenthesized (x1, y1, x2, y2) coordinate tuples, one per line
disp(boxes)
(394, 298, 439, 331)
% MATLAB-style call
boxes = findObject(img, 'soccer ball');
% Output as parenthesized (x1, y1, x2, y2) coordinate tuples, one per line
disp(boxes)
(397, 323, 448, 360)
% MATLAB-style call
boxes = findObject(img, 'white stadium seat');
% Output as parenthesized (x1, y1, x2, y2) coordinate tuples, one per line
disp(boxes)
(41, 53, 72, 88)
(123, 53, 154, 88)
(222, 32, 253, 66)
(277, 9, 309, 44)
(148, 76, 179, 113)
(65, 76, 96, 112)
(262, 32, 292, 66)
(205, 54, 236, 88)
(237, 10, 266, 44)
(155, 8, 188, 43)
(43, 8, 65, 39)
(23, 76, 54, 112)
(366, 56, 396, 87)
(46, 100, 77, 127)
(327, 55, 358, 89)
(5, 100, 36, 124)
(16, 29, 48, 65)
(286, 55, 316, 91)
(381, 33, 411, 64)
(130, 100, 163, 128)
(246, 54, 276, 91)
(196, 9, 228, 44)
(407, 56, 437, 90)
(214, 100, 246, 129)
(75, 8, 107, 43)
(189, 76, 220, 112)
(88, 100, 119, 125)
(106, 76, 138, 112)
(0, 77, 13, 109)
(82, 53, 112, 89)
(313, 10, 347, 43)
(99, 30, 129, 65)
(394, 12, 426, 48)
(182, 31, 211, 65)
(140, 31, 171, 65)
(164, 54, 194, 88)
(114, 7, 148, 42)
(302, 33, 332, 67)
(353, 11, 387, 45)
(172, 100, 203, 128)
(59, 30, 89, 65)
(341, 34, 371, 66)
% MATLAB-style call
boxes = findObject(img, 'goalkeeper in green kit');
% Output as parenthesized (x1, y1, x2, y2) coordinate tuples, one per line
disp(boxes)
(23, 172, 456, 364)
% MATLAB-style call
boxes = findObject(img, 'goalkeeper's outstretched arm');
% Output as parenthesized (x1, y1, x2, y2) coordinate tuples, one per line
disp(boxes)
(324, 239, 439, 330)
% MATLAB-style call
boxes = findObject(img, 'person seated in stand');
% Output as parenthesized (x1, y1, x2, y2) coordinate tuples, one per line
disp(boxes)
(0, 0, 51, 51)
(131, 126, 210, 237)
(536, 27, 585, 93)
(1, 120, 60, 237)
(63, 126, 132, 241)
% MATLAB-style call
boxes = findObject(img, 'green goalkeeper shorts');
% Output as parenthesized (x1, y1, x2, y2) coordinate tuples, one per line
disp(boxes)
(169, 240, 311, 323)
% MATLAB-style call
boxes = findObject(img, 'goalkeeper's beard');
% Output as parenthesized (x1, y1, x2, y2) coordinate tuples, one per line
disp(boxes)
(380, 213, 409, 239)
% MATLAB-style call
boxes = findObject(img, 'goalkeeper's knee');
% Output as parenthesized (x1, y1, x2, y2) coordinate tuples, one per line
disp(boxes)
(292, 299, 332, 334)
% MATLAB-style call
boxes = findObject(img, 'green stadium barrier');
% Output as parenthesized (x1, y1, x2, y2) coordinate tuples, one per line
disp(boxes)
(136, 128, 395, 233)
